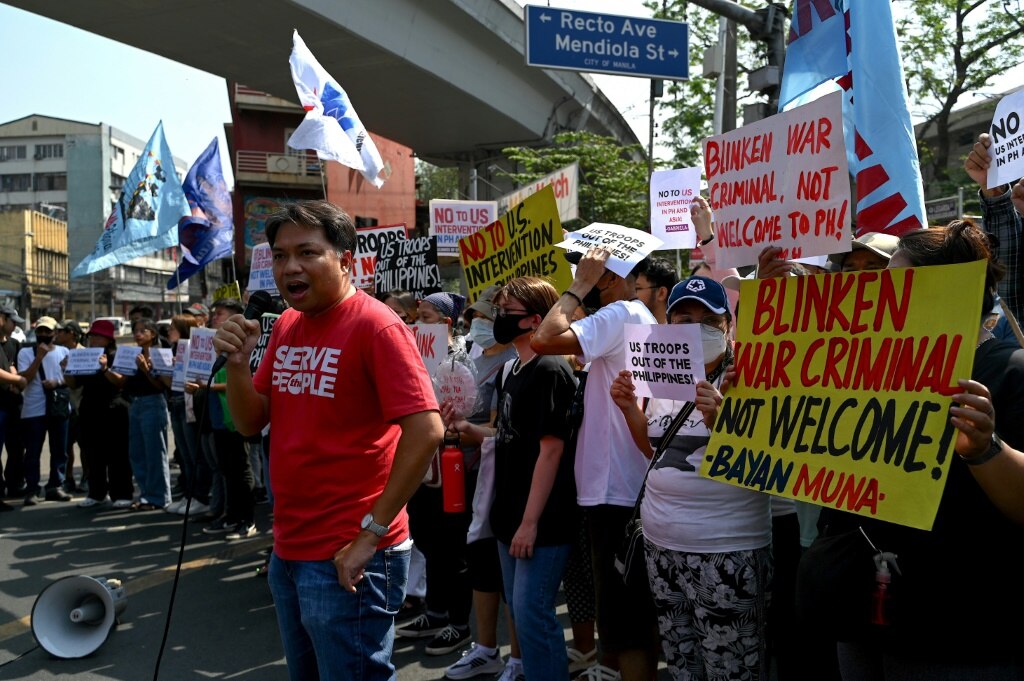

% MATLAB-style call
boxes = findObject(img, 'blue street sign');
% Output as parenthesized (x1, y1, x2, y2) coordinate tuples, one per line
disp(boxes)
(525, 5, 688, 81)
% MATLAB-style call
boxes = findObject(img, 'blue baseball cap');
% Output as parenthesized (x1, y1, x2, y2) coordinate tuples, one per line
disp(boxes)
(667, 276, 729, 316)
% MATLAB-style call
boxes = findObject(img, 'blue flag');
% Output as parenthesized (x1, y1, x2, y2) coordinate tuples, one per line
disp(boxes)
(779, 0, 926, 236)
(72, 121, 190, 277)
(167, 138, 234, 289)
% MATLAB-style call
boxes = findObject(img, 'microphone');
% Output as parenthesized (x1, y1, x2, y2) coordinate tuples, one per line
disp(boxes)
(209, 290, 274, 377)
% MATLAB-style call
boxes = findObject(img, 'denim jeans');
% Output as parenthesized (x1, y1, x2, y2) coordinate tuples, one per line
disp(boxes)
(268, 544, 410, 681)
(21, 413, 68, 492)
(497, 540, 572, 681)
(127, 393, 170, 506)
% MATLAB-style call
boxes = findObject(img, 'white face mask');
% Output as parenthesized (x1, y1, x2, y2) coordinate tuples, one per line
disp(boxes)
(468, 318, 497, 349)
(700, 324, 728, 362)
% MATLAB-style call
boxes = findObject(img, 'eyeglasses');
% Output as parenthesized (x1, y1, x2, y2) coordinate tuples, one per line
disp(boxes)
(491, 306, 530, 318)
(672, 313, 727, 327)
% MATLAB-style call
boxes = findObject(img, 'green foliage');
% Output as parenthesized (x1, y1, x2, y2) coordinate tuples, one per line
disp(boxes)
(501, 131, 650, 230)
(415, 160, 459, 201)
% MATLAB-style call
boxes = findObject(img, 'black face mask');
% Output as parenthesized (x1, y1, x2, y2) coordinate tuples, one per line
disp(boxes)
(492, 313, 532, 345)
(36, 335, 53, 346)
(583, 285, 604, 313)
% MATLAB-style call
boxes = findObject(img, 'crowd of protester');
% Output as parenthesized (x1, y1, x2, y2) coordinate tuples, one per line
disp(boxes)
(2, 152, 1022, 681)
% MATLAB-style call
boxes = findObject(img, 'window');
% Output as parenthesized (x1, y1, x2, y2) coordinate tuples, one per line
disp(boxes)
(0, 174, 31, 191)
(34, 173, 67, 191)
(110, 173, 126, 190)
(111, 145, 125, 160)
(0, 145, 26, 162)
(34, 143, 63, 160)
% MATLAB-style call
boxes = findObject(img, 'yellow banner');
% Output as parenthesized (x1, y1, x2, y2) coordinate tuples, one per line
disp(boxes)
(458, 185, 572, 302)
(701, 260, 986, 530)
(213, 281, 241, 302)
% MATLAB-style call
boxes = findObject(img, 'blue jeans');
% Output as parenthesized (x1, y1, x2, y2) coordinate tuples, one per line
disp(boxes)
(268, 545, 410, 681)
(22, 413, 68, 492)
(128, 393, 170, 506)
(497, 540, 572, 681)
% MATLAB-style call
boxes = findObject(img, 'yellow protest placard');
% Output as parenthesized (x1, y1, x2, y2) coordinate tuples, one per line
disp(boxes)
(458, 185, 572, 302)
(214, 281, 241, 302)
(701, 260, 985, 530)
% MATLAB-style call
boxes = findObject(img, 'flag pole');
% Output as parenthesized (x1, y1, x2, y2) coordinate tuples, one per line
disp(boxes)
(319, 160, 328, 200)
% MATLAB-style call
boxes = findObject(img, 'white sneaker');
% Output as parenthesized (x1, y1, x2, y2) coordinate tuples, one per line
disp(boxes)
(184, 500, 211, 516)
(77, 497, 108, 508)
(444, 643, 505, 679)
(496, 658, 525, 681)
(111, 499, 135, 509)
(576, 664, 621, 681)
(166, 498, 187, 514)
(567, 647, 597, 674)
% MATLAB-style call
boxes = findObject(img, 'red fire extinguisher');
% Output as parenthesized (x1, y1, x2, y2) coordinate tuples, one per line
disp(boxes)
(441, 432, 466, 513)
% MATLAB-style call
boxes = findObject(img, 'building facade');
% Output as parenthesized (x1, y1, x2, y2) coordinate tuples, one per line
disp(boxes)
(0, 209, 68, 323)
(0, 114, 219, 318)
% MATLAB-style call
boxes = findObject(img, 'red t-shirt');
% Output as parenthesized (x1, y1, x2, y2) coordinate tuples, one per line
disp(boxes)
(253, 290, 438, 560)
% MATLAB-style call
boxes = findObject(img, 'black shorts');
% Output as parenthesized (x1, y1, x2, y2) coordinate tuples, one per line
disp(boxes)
(466, 537, 503, 594)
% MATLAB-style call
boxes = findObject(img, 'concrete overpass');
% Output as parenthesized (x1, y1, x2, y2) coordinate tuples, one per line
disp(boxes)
(5, 0, 642, 164)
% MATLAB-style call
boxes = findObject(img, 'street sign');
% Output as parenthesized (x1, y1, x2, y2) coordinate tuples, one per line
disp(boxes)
(525, 5, 688, 81)
(925, 194, 961, 224)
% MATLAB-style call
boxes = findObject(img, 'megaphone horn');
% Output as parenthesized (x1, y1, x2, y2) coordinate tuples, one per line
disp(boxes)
(31, 576, 128, 659)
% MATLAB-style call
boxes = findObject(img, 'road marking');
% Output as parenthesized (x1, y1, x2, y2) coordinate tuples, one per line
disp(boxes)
(0, 537, 272, 643)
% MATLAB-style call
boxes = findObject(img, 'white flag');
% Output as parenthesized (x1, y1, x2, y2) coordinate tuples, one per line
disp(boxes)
(287, 30, 385, 188)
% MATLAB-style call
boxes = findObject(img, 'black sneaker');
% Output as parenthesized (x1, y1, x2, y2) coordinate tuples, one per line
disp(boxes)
(395, 613, 447, 639)
(0, 500, 14, 512)
(45, 487, 72, 502)
(203, 518, 240, 535)
(23, 494, 37, 507)
(425, 625, 472, 656)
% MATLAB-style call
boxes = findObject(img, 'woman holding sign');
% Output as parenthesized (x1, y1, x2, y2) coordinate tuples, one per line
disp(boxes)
(609, 276, 772, 681)
(444, 277, 578, 681)
(800, 220, 1024, 679)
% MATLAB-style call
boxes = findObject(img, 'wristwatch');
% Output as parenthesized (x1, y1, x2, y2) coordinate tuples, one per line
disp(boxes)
(360, 513, 389, 537)
(960, 433, 1004, 467)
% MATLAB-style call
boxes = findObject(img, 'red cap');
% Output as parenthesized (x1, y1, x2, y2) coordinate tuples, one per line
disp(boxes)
(87, 319, 116, 341)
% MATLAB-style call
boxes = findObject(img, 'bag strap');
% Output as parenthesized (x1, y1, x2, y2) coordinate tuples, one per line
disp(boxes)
(627, 354, 733, 522)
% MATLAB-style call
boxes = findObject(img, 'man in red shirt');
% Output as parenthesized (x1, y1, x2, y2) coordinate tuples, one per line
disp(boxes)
(214, 200, 443, 681)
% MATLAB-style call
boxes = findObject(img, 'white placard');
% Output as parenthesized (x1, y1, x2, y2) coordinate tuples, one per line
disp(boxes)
(64, 348, 105, 376)
(112, 346, 142, 376)
(649, 167, 701, 249)
(149, 348, 175, 377)
(247, 243, 279, 294)
(497, 161, 580, 223)
(185, 327, 218, 381)
(429, 200, 497, 257)
(624, 323, 705, 401)
(172, 340, 189, 392)
(556, 223, 664, 279)
(433, 360, 478, 420)
(703, 90, 851, 269)
(987, 90, 1024, 189)
(411, 323, 448, 377)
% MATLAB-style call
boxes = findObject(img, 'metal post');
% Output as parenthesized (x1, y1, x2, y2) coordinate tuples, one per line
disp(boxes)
(469, 167, 478, 200)
(723, 19, 737, 133)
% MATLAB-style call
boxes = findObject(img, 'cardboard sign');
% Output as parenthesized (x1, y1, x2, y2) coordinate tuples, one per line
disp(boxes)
(411, 323, 448, 377)
(556, 223, 664, 280)
(149, 348, 175, 377)
(353, 224, 407, 291)
(497, 162, 580, 223)
(429, 200, 498, 257)
(249, 313, 281, 374)
(213, 281, 241, 303)
(247, 243, 279, 294)
(64, 348, 105, 375)
(986, 89, 1024, 189)
(624, 323, 705, 401)
(459, 186, 573, 302)
(112, 346, 142, 376)
(374, 236, 442, 300)
(701, 261, 985, 531)
(433, 359, 478, 420)
(649, 167, 701, 249)
(185, 327, 218, 381)
(703, 90, 851, 269)
(172, 340, 189, 392)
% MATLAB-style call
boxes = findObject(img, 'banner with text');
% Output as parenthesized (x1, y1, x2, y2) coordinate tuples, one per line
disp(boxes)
(625, 323, 705, 401)
(430, 200, 497, 257)
(249, 313, 281, 373)
(65, 348, 105, 375)
(374, 236, 442, 300)
(459, 185, 572, 302)
(247, 243, 279, 294)
(649, 167, 701, 249)
(185, 327, 218, 381)
(171, 340, 189, 392)
(411, 323, 448, 377)
(353, 224, 407, 291)
(556, 222, 664, 279)
(112, 346, 142, 376)
(497, 162, 580, 224)
(703, 90, 850, 269)
(150, 348, 175, 377)
(987, 89, 1024, 189)
(701, 261, 985, 530)
(213, 281, 241, 303)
